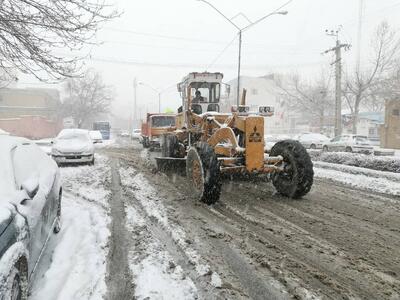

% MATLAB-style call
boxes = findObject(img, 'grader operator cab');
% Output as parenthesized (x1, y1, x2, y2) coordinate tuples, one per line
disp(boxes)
(158, 72, 313, 204)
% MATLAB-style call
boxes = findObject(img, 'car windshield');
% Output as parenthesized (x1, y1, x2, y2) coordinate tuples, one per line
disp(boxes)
(301, 134, 329, 141)
(58, 131, 89, 141)
(151, 116, 175, 127)
(354, 136, 369, 142)
(89, 131, 102, 140)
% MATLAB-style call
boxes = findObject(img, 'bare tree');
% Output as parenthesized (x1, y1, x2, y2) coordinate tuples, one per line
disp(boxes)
(61, 69, 113, 128)
(0, 0, 118, 81)
(275, 70, 335, 131)
(344, 21, 400, 133)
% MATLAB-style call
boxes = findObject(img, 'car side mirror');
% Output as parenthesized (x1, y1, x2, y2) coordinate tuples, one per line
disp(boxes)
(21, 176, 39, 199)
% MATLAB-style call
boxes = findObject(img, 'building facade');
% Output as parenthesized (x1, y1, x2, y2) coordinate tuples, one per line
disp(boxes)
(0, 87, 62, 138)
(222, 75, 293, 134)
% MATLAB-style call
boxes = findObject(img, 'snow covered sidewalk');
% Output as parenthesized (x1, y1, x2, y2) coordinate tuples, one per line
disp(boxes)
(29, 155, 111, 300)
(314, 163, 400, 196)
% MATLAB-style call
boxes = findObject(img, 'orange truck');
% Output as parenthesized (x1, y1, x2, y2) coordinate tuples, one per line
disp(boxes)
(140, 113, 176, 148)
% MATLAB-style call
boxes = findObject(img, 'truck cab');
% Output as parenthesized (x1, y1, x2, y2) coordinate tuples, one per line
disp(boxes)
(141, 113, 176, 148)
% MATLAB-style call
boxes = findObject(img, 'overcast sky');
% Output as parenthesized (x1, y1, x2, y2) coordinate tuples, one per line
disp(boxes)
(18, 0, 400, 121)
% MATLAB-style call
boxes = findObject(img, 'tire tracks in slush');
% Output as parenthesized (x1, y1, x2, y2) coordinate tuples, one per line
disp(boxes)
(103, 142, 400, 299)
(105, 159, 135, 300)
(118, 159, 292, 300)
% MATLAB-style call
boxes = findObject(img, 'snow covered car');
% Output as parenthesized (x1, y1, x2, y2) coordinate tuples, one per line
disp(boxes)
(119, 130, 130, 137)
(89, 130, 103, 144)
(297, 133, 330, 149)
(131, 129, 141, 140)
(322, 134, 374, 154)
(0, 129, 10, 136)
(33, 138, 53, 155)
(0, 136, 62, 299)
(52, 129, 95, 165)
(264, 134, 291, 152)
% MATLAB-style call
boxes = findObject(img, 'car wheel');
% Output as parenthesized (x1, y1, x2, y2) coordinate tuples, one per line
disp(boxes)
(54, 191, 62, 234)
(345, 146, 352, 152)
(323, 145, 328, 152)
(5, 265, 27, 300)
(310, 144, 316, 150)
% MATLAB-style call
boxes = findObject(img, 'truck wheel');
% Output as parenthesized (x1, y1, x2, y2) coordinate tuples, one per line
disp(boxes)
(186, 142, 221, 204)
(270, 140, 313, 199)
(142, 137, 150, 148)
(161, 135, 178, 157)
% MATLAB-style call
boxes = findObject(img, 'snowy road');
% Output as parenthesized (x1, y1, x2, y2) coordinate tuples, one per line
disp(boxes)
(28, 139, 400, 300)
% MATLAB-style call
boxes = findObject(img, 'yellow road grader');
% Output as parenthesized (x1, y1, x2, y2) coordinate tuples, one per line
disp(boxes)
(157, 72, 313, 204)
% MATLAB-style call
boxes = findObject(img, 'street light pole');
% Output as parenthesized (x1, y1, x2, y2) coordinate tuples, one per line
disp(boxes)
(196, 0, 290, 107)
(236, 30, 242, 106)
(139, 82, 177, 113)
(158, 92, 161, 113)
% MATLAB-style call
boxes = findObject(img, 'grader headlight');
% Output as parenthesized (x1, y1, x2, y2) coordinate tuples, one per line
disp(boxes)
(258, 106, 274, 116)
(231, 105, 250, 115)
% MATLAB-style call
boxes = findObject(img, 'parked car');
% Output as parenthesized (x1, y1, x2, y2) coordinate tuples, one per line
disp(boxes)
(0, 135, 62, 299)
(131, 129, 141, 140)
(0, 129, 10, 135)
(297, 133, 330, 149)
(264, 134, 291, 152)
(119, 130, 130, 137)
(322, 134, 374, 154)
(33, 138, 54, 155)
(89, 130, 103, 144)
(51, 129, 95, 165)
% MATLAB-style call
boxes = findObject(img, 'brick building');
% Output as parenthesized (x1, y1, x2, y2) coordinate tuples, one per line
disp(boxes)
(0, 87, 62, 139)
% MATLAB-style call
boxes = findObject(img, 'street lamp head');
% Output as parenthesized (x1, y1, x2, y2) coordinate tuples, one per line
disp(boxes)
(276, 10, 288, 15)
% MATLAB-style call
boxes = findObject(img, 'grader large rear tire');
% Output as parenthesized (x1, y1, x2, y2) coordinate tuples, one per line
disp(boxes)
(186, 142, 221, 204)
(270, 140, 313, 198)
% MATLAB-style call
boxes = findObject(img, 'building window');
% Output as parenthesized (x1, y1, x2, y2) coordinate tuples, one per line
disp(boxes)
(251, 88, 258, 95)
(393, 109, 400, 116)
(369, 128, 376, 135)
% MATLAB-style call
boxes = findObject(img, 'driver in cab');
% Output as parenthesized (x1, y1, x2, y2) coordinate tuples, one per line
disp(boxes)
(192, 90, 205, 103)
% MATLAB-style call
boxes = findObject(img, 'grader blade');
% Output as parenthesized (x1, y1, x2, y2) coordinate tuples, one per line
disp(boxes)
(155, 157, 186, 173)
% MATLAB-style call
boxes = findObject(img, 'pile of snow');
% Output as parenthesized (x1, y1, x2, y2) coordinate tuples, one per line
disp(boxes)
(30, 156, 111, 299)
(310, 151, 400, 173)
(0, 128, 10, 135)
(60, 154, 111, 208)
(30, 192, 110, 299)
(314, 167, 400, 196)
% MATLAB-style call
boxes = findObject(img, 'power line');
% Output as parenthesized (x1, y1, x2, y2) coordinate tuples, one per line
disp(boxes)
(103, 27, 228, 45)
(84, 54, 325, 70)
(206, 34, 238, 70)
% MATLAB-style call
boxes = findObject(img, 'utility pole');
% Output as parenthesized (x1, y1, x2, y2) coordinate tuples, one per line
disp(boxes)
(323, 29, 351, 137)
(236, 30, 242, 107)
(158, 92, 161, 113)
(132, 77, 137, 132)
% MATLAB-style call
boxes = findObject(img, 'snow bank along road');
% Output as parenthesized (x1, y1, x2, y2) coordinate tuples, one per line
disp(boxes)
(29, 139, 400, 299)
